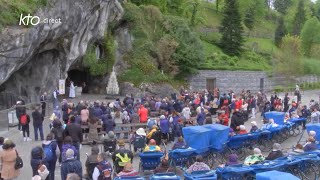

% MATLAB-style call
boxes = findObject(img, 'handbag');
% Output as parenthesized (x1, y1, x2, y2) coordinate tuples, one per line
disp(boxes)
(14, 150, 23, 169)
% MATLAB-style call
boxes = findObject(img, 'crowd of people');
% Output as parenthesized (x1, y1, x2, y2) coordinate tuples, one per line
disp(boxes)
(0, 86, 319, 179)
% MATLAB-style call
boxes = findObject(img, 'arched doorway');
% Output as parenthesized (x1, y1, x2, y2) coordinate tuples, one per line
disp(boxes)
(67, 69, 90, 93)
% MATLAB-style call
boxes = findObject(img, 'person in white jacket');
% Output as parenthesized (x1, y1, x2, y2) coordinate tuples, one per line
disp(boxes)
(181, 106, 191, 121)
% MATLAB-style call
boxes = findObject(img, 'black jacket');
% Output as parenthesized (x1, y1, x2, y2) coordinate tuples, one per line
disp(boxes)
(32, 110, 44, 126)
(64, 123, 83, 143)
(230, 112, 244, 131)
(61, 158, 82, 180)
(266, 150, 283, 160)
(30, 146, 48, 176)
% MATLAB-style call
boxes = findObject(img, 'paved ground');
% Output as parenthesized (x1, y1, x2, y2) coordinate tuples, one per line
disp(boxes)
(1, 90, 319, 180)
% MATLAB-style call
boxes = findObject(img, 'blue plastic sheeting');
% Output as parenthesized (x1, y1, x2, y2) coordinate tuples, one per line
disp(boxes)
(184, 170, 217, 180)
(150, 173, 181, 180)
(288, 118, 306, 123)
(182, 126, 211, 153)
(203, 124, 229, 150)
(306, 123, 320, 141)
(264, 111, 285, 125)
(256, 170, 300, 180)
(169, 148, 196, 159)
(250, 160, 287, 174)
(114, 176, 146, 180)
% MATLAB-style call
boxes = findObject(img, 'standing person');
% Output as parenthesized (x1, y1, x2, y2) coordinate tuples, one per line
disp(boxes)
(69, 81, 76, 99)
(283, 93, 290, 112)
(52, 87, 59, 108)
(20, 112, 32, 141)
(159, 115, 170, 142)
(62, 99, 69, 124)
(80, 106, 89, 125)
(31, 146, 48, 177)
(61, 136, 78, 162)
(64, 116, 83, 160)
(0, 139, 20, 180)
(51, 119, 64, 165)
(88, 118, 99, 144)
(196, 108, 206, 125)
(42, 133, 58, 180)
(40, 92, 47, 117)
(250, 96, 256, 119)
(15, 100, 26, 132)
(138, 105, 148, 123)
(32, 106, 44, 141)
(92, 152, 112, 180)
(61, 149, 82, 180)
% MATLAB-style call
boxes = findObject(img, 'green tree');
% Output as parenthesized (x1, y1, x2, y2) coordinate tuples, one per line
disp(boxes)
(274, 0, 292, 14)
(219, 0, 244, 56)
(274, 35, 303, 78)
(292, 0, 306, 35)
(190, 0, 200, 26)
(274, 17, 287, 47)
(244, 5, 255, 34)
(301, 17, 320, 56)
(315, 0, 320, 20)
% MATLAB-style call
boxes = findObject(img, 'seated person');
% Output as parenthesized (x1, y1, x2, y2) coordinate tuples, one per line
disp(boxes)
(304, 137, 318, 152)
(284, 113, 290, 122)
(226, 154, 239, 166)
(116, 163, 138, 177)
(244, 148, 265, 165)
(172, 137, 188, 150)
(130, 128, 147, 153)
(186, 155, 210, 173)
(250, 121, 259, 133)
(85, 146, 99, 177)
(147, 125, 162, 146)
(266, 143, 283, 160)
(238, 125, 248, 134)
(112, 140, 133, 173)
(143, 139, 162, 152)
(309, 130, 316, 138)
(261, 119, 278, 130)
(103, 131, 117, 155)
(154, 156, 175, 174)
(290, 144, 304, 155)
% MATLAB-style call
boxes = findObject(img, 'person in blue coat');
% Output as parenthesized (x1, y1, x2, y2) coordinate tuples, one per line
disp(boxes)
(159, 115, 170, 141)
(196, 108, 206, 125)
(42, 133, 58, 180)
(61, 149, 82, 180)
(30, 146, 48, 177)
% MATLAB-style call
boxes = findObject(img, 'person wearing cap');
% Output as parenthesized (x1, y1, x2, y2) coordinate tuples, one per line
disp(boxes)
(143, 139, 162, 152)
(112, 140, 133, 173)
(244, 148, 265, 165)
(138, 105, 148, 123)
(102, 131, 117, 155)
(0, 139, 20, 180)
(304, 137, 317, 152)
(186, 155, 210, 173)
(42, 133, 59, 180)
(130, 128, 146, 153)
(238, 125, 248, 135)
(266, 143, 284, 160)
(61, 149, 82, 180)
(250, 121, 259, 133)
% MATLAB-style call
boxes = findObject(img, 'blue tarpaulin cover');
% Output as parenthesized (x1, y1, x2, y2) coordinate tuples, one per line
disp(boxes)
(256, 170, 300, 180)
(203, 124, 229, 150)
(182, 126, 211, 153)
(184, 170, 217, 180)
(306, 123, 320, 141)
(150, 173, 181, 180)
(264, 111, 285, 125)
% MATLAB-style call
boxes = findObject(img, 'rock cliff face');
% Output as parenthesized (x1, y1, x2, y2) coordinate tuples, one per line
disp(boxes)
(0, 0, 123, 104)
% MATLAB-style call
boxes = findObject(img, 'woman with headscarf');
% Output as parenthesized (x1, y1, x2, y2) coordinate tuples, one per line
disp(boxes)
(244, 148, 265, 165)
(116, 163, 138, 177)
(266, 143, 283, 160)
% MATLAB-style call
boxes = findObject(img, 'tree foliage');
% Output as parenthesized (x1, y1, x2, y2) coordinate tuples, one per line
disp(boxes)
(219, 0, 244, 56)
(292, 0, 306, 35)
(274, 35, 303, 77)
(273, 0, 292, 14)
(301, 17, 320, 57)
(244, 5, 255, 32)
(274, 17, 287, 47)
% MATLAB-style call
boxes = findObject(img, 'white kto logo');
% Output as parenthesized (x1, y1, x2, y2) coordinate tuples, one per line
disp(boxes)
(19, 14, 40, 26)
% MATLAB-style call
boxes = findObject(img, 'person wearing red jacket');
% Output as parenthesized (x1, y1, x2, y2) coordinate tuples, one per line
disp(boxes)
(218, 112, 229, 126)
(138, 105, 148, 123)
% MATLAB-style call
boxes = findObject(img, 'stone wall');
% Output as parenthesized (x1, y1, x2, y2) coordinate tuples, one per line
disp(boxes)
(189, 70, 274, 93)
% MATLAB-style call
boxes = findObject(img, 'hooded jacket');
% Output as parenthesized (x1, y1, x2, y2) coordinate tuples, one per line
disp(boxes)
(31, 146, 48, 176)
(61, 144, 78, 162)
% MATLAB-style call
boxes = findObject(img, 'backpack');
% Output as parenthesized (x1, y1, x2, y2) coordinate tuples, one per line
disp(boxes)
(147, 118, 157, 129)
(20, 114, 28, 125)
(43, 143, 54, 161)
(55, 128, 64, 142)
(97, 163, 112, 180)
(133, 135, 146, 149)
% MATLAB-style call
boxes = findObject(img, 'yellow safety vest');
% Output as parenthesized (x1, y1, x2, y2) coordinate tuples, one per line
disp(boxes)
(115, 153, 131, 166)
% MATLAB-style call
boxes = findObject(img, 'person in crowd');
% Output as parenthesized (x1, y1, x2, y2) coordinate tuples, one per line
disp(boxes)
(75, 101, 86, 115)
(181, 105, 191, 122)
(80, 106, 89, 125)
(53, 106, 62, 120)
(309, 130, 317, 139)
(88, 118, 99, 144)
(244, 148, 265, 165)
(283, 93, 290, 112)
(31, 146, 48, 177)
(218, 111, 229, 126)
(196, 108, 206, 125)
(15, 100, 26, 131)
(261, 119, 278, 130)
(32, 106, 44, 141)
(20, 112, 32, 142)
(266, 143, 283, 160)
(130, 128, 146, 153)
(186, 155, 210, 173)
(112, 140, 133, 173)
(93, 101, 103, 119)
(229, 128, 236, 137)
(311, 108, 320, 124)
(103, 114, 116, 134)
(62, 136, 78, 162)
(102, 131, 117, 155)
(290, 144, 304, 155)
(69, 81, 76, 99)
(42, 133, 58, 180)
(238, 125, 248, 134)
(304, 137, 317, 152)
(61, 149, 82, 180)
(116, 163, 138, 177)
(0, 139, 20, 180)
(159, 115, 169, 142)
(230, 109, 244, 132)
(172, 137, 188, 150)
(40, 92, 47, 117)
(52, 87, 60, 108)
(226, 154, 239, 166)
(0, 137, 4, 149)
(250, 121, 259, 133)
(51, 119, 64, 165)
(62, 99, 69, 124)
(144, 139, 162, 152)
(85, 146, 99, 178)
(250, 96, 256, 118)
(146, 125, 160, 143)
(92, 152, 112, 180)
(64, 116, 83, 160)
(154, 158, 175, 174)
(66, 173, 81, 180)
(138, 105, 148, 123)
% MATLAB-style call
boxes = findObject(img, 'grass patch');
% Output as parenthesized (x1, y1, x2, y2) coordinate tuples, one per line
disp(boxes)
(244, 37, 279, 54)
(0, 0, 47, 31)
